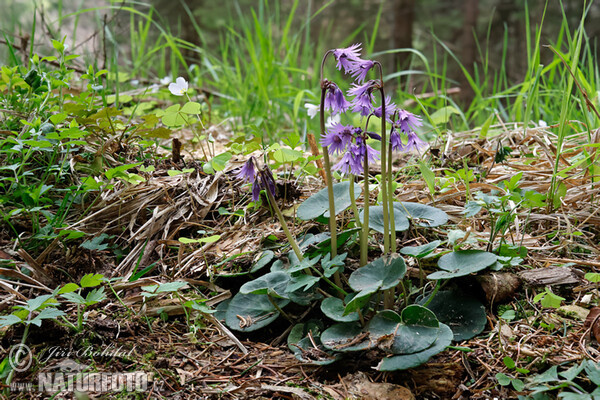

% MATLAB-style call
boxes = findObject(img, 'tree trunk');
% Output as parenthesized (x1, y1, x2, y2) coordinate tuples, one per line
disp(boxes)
(459, 0, 479, 103)
(393, 0, 415, 72)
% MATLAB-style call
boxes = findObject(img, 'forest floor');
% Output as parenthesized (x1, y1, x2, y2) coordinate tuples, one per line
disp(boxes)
(2, 121, 600, 400)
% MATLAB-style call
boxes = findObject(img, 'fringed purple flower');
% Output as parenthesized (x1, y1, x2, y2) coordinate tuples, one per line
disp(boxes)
(396, 109, 423, 133)
(404, 131, 427, 152)
(349, 59, 375, 83)
(390, 129, 403, 152)
(235, 158, 257, 183)
(356, 136, 380, 165)
(349, 81, 376, 116)
(321, 123, 353, 155)
(373, 95, 397, 122)
(332, 44, 362, 73)
(332, 143, 363, 175)
(324, 82, 351, 115)
(235, 157, 277, 202)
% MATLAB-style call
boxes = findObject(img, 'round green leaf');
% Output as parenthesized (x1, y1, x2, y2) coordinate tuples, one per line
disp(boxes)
(321, 322, 373, 352)
(367, 307, 440, 355)
(239, 271, 290, 298)
(401, 304, 439, 327)
(343, 290, 372, 315)
(214, 298, 230, 322)
(348, 254, 406, 293)
(291, 336, 340, 365)
(250, 250, 275, 273)
(297, 182, 361, 220)
(360, 206, 410, 233)
(321, 297, 360, 322)
(421, 289, 487, 341)
(427, 250, 497, 280)
(377, 323, 453, 371)
(225, 292, 289, 332)
(400, 240, 441, 258)
(395, 202, 448, 227)
(287, 321, 324, 351)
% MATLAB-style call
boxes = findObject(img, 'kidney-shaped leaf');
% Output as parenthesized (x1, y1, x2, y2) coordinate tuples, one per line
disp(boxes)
(427, 250, 497, 280)
(297, 182, 361, 220)
(225, 292, 289, 332)
(395, 202, 448, 227)
(239, 271, 290, 299)
(377, 323, 453, 371)
(367, 307, 440, 355)
(343, 290, 372, 316)
(400, 240, 441, 258)
(348, 254, 406, 293)
(321, 297, 360, 322)
(360, 206, 410, 233)
(292, 335, 340, 365)
(250, 250, 275, 273)
(421, 288, 486, 341)
(288, 321, 324, 351)
(321, 322, 374, 352)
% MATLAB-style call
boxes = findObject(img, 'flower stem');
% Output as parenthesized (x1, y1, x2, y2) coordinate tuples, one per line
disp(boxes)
(375, 63, 390, 254)
(388, 131, 397, 252)
(361, 141, 370, 267)
(349, 175, 361, 228)
(319, 86, 338, 259)
(265, 186, 303, 262)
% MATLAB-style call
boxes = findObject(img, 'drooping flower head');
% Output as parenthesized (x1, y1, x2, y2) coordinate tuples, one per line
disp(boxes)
(404, 131, 427, 153)
(332, 44, 362, 73)
(168, 77, 188, 96)
(235, 157, 257, 183)
(355, 136, 380, 166)
(235, 157, 277, 202)
(390, 128, 403, 152)
(348, 81, 378, 116)
(332, 144, 363, 175)
(349, 59, 375, 83)
(324, 82, 351, 115)
(321, 123, 354, 155)
(329, 127, 381, 176)
(373, 95, 397, 123)
(396, 109, 423, 133)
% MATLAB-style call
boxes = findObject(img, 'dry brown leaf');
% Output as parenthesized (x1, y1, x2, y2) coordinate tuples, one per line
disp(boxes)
(584, 306, 600, 342)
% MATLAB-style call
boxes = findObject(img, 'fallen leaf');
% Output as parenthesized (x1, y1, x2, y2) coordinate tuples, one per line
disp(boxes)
(584, 307, 600, 342)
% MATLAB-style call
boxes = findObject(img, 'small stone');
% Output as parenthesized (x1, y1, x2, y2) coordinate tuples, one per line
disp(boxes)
(558, 304, 589, 321)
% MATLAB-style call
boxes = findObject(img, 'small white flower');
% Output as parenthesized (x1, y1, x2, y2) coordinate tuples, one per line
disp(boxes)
(305, 103, 319, 119)
(168, 77, 188, 96)
(149, 84, 160, 93)
(325, 114, 340, 129)
(160, 76, 172, 85)
(538, 119, 547, 127)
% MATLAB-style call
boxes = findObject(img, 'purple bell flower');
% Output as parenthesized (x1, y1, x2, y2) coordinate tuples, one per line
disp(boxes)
(324, 82, 351, 115)
(396, 109, 423, 133)
(349, 59, 375, 83)
(332, 44, 362, 73)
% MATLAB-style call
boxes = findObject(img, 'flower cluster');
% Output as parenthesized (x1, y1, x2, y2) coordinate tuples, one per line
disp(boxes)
(316, 44, 427, 172)
(389, 110, 425, 152)
(235, 157, 276, 202)
(320, 123, 380, 175)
